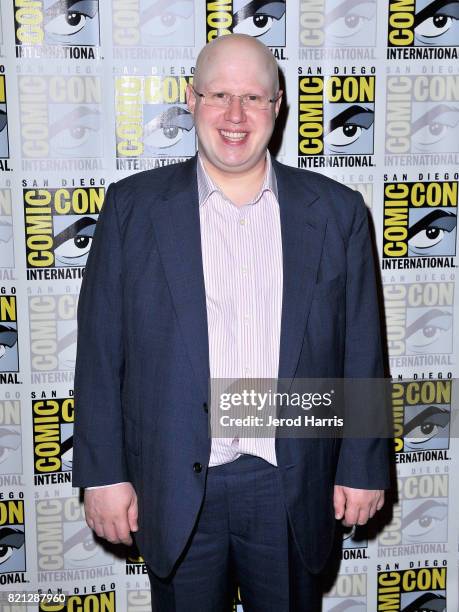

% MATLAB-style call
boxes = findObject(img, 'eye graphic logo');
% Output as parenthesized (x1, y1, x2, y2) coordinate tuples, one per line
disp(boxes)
(0, 296, 18, 374)
(0, 499, 25, 574)
(18, 75, 103, 162)
(300, 0, 377, 47)
(383, 181, 457, 258)
(14, 0, 100, 47)
(0, 399, 22, 476)
(392, 380, 451, 455)
(298, 75, 375, 158)
(388, 0, 459, 47)
(0, 76, 9, 159)
(206, 0, 286, 46)
(384, 282, 454, 359)
(115, 75, 195, 162)
(377, 567, 447, 610)
(23, 187, 104, 270)
(0, 189, 14, 269)
(386, 75, 459, 156)
(113, 0, 195, 47)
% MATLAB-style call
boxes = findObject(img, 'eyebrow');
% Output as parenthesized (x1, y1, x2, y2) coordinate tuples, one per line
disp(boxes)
(49, 106, 100, 140)
(60, 434, 73, 456)
(401, 592, 445, 612)
(404, 405, 450, 434)
(57, 328, 77, 354)
(45, 0, 99, 19)
(141, 0, 193, 23)
(233, 0, 286, 26)
(401, 499, 447, 529)
(0, 326, 17, 348)
(414, 0, 459, 27)
(64, 524, 90, 554)
(408, 210, 457, 240)
(327, 105, 374, 134)
(325, 0, 376, 25)
(0, 527, 24, 548)
(411, 104, 459, 135)
(54, 216, 96, 249)
(406, 308, 452, 338)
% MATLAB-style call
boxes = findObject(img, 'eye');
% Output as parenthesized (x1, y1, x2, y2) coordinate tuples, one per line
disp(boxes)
(409, 227, 445, 249)
(325, 124, 362, 147)
(0, 545, 14, 564)
(326, 2, 376, 39)
(0, 428, 21, 465)
(415, 14, 454, 38)
(0, 110, 7, 133)
(141, 1, 193, 38)
(0, 528, 25, 564)
(412, 107, 459, 149)
(406, 421, 442, 443)
(234, 14, 274, 37)
(403, 500, 448, 540)
(144, 106, 194, 149)
(54, 217, 96, 266)
(55, 234, 93, 263)
(406, 309, 452, 352)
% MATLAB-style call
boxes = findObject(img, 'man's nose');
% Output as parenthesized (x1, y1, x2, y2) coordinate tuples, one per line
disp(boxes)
(224, 95, 246, 123)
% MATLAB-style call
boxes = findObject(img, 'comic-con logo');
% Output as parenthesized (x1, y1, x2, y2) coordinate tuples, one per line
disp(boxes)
(33, 396, 73, 485)
(298, 72, 375, 168)
(299, 0, 377, 48)
(0, 74, 9, 161)
(206, 0, 286, 46)
(126, 547, 147, 575)
(384, 282, 454, 367)
(379, 473, 448, 553)
(0, 189, 14, 269)
(0, 398, 22, 478)
(28, 292, 78, 384)
(0, 294, 18, 375)
(18, 75, 103, 168)
(23, 186, 104, 278)
(377, 565, 447, 611)
(0, 497, 26, 576)
(323, 573, 367, 612)
(392, 380, 451, 457)
(388, 0, 459, 50)
(36, 497, 116, 576)
(112, 0, 195, 48)
(14, 0, 100, 59)
(385, 75, 459, 157)
(383, 180, 457, 264)
(115, 75, 195, 170)
(39, 590, 116, 611)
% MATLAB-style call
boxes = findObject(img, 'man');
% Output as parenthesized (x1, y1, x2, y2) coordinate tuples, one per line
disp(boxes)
(73, 34, 389, 611)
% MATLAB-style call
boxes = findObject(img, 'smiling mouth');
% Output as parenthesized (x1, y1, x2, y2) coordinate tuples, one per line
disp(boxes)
(219, 129, 248, 142)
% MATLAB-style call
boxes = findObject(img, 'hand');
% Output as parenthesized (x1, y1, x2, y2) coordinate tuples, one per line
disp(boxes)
(84, 482, 138, 545)
(333, 485, 384, 527)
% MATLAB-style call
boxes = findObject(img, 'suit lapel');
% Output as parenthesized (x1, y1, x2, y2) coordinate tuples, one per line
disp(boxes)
(274, 161, 328, 380)
(149, 157, 210, 400)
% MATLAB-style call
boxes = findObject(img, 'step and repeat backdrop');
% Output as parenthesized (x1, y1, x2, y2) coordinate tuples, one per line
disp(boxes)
(0, 1, 458, 610)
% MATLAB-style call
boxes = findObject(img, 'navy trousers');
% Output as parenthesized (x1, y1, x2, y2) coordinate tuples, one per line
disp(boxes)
(146, 454, 323, 611)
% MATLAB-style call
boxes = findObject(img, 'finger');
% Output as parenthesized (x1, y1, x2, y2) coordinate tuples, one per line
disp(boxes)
(104, 522, 123, 544)
(343, 504, 359, 527)
(93, 520, 106, 540)
(356, 508, 370, 526)
(128, 498, 138, 532)
(114, 519, 134, 546)
(376, 492, 385, 511)
(334, 487, 346, 519)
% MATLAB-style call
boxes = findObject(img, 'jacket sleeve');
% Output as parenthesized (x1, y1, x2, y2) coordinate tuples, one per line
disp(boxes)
(334, 192, 391, 490)
(72, 182, 129, 488)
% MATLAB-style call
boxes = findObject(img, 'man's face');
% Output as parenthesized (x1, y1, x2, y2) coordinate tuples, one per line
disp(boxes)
(187, 43, 281, 176)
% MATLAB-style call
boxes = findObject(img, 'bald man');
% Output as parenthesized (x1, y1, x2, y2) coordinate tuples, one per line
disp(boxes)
(73, 34, 389, 611)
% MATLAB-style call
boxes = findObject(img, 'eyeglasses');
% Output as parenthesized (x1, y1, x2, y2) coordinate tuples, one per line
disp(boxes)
(192, 87, 280, 110)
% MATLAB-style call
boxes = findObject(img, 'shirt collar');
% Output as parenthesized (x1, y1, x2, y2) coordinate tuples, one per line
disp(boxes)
(197, 150, 278, 208)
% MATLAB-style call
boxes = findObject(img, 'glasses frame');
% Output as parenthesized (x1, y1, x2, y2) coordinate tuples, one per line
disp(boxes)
(191, 86, 280, 110)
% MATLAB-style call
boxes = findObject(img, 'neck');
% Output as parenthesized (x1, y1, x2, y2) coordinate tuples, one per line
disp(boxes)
(201, 155, 267, 207)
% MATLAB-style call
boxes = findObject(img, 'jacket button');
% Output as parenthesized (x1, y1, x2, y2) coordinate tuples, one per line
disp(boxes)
(203, 403, 208, 413)
(193, 462, 202, 473)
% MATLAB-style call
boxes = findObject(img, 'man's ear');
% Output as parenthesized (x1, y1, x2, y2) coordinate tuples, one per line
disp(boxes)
(186, 84, 196, 114)
(274, 90, 283, 118)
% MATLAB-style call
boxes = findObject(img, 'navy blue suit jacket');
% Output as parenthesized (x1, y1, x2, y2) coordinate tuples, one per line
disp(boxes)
(72, 156, 390, 577)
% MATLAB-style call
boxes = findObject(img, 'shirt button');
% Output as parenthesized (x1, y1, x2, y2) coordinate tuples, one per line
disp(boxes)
(239, 218, 246, 226)
(242, 266, 248, 274)
(193, 462, 203, 473)
(244, 367, 250, 375)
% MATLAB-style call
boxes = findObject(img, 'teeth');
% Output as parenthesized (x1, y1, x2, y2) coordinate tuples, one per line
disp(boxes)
(220, 130, 247, 140)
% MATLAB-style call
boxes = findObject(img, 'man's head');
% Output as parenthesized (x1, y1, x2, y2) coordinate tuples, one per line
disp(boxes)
(187, 34, 282, 178)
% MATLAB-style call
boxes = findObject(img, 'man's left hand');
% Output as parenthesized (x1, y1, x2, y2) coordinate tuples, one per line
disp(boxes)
(333, 485, 384, 527)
